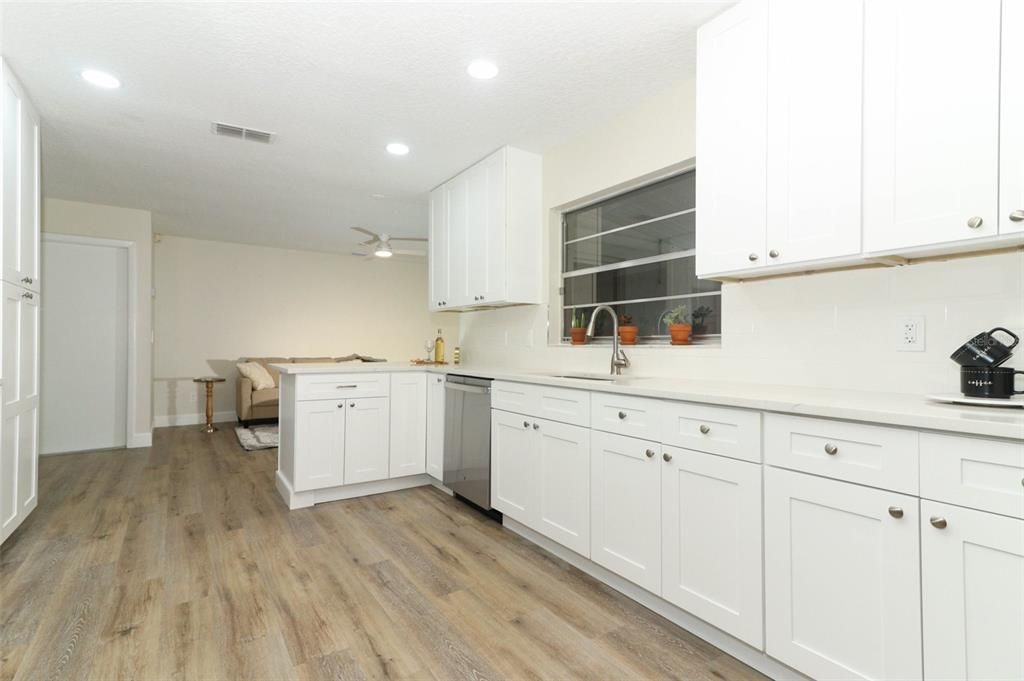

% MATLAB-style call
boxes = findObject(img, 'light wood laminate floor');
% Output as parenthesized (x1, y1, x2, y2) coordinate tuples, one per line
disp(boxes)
(1, 425, 768, 681)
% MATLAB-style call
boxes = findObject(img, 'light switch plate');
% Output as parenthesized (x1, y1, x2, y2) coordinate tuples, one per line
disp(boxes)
(896, 314, 926, 352)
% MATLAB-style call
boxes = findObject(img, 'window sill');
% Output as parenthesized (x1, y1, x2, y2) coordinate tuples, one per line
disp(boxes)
(553, 338, 722, 350)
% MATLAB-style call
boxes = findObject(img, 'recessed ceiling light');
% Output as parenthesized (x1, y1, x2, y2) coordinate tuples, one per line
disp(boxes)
(467, 60, 499, 80)
(386, 142, 409, 156)
(371, 193, 386, 199)
(81, 69, 121, 89)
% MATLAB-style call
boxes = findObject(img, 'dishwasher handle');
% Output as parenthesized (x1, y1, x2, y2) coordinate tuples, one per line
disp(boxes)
(445, 382, 491, 395)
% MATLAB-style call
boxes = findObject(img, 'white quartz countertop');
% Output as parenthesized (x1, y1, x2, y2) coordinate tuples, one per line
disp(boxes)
(271, 362, 1024, 441)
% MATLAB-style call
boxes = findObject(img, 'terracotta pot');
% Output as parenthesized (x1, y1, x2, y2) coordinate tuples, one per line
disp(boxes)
(569, 327, 587, 345)
(618, 325, 639, 345)
(669, 323, 692, 345)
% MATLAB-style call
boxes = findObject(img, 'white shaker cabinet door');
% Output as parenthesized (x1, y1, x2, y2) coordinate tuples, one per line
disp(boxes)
(425, 374, 445, 479)
(534, 418, 590, 557)
(465, 148, 507, 305)
(389, 373, 426, 478)
(921, 501, 1024, 681)
(590, 430, 661, 593)
(695, 0, 768, 276)
(764, 468, 922, 681)
(293, 399, 345, 492)
(445, 176, 470, 307)
(1000, 0, 1024, 234)
(428, 185, 449, 309)
(344, 397, 390, 485)
(661, 446, 763, 648)
(2, 62, 41, 292)
(863, 0, 1000, 252)
(766, 0, 863, 265)
(490, 409, 537, 524)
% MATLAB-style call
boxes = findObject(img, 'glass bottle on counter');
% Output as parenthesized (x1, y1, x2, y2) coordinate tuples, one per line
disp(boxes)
(433, 328, 445, 363)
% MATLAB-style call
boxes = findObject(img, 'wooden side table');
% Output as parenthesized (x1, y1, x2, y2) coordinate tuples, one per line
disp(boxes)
(193, 376, 226, 433)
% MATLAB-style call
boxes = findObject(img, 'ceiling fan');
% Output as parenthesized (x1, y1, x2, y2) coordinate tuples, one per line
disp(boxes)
(350, 227, 427, 258)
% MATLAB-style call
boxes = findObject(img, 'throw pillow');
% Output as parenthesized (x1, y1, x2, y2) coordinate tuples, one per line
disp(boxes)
(237, 361, 275, 390)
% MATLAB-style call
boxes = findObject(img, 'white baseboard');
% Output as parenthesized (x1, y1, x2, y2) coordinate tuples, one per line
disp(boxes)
(153, 410, 237, 428)
(276, 471, 433, 510)
(502, 518, 808, 681)
(128, 432, 152, 448)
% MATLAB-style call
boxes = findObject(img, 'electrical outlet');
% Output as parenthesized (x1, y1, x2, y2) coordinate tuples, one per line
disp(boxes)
(896, 315, 926, 352)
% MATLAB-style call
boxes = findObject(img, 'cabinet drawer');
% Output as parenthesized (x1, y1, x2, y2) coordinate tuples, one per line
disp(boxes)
(295, 373, 389, 401)
(662, 402, 762, 463)
(920, 433, 1024, 519)
(590, 393, 662, 441)
(492, 381, 589, 427)
(765, 414, 919, 494)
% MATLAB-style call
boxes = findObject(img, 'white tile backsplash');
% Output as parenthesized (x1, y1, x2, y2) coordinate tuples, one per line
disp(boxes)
(459, 250, 1024, 396)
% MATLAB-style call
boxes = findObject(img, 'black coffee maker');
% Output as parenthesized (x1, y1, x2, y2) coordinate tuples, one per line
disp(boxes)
(950, 328, 1023, 399)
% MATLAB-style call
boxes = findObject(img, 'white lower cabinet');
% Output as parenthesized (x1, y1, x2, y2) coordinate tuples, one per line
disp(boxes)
(389, 373, 426, 478)
(534, 419, 590, 556)
(293, 399, 346, 492)
(491, 409, 536, 519)
(425, 374, 445, 479)
(344, 397, 390, 484)
(590, 430, 662, 593)
(660, 445, 763, 648)
(765, 467, 922, 681)
(921, 500, 1024, 681)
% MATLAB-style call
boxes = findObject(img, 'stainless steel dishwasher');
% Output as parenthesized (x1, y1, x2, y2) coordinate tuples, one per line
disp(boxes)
(443, 374, 493, 511)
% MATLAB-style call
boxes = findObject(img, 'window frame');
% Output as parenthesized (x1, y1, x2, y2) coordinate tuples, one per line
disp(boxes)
(555, 162, 722, 346)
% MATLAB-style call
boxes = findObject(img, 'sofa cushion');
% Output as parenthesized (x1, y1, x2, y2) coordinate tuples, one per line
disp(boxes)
(250, 357, 288, 386)
(236, 361, 275, 390)
(251, 388, 279, 407)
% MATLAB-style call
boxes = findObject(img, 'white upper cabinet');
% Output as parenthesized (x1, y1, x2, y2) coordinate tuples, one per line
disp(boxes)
(1000, 0, 1024, 234)
(2, 61, 41, 292)
(863, 0, 1001, 252)
(428, 146, 541, 310)
(695, 0, 768, 277)
(765, 0, 863, 266)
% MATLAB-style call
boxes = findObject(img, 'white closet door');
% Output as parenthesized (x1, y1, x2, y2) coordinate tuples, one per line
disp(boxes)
(1000, 0, 1024, 234)
(766, 0, 863, 265)
(863, 0, 1000, 252)
(40, 240, 127, 454)
(695, 0, 768, 276)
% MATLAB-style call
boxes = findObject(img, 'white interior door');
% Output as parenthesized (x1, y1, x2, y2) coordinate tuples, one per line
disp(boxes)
(40, 238, 128, 454)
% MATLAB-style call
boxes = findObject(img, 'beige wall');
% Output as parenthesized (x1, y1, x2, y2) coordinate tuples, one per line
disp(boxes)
(42, 198, 154, 445)
(458, 78, 1024, 396)
(153, 235, 458, 425)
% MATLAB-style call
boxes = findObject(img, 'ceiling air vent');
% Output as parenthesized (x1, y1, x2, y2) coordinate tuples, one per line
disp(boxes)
(212, 121, 275, 143)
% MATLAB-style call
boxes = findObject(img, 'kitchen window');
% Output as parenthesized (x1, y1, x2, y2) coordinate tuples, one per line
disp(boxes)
(560, 170, 721, 342)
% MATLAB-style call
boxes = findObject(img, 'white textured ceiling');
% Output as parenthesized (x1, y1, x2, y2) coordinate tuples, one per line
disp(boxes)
(2, 2, 727, 254)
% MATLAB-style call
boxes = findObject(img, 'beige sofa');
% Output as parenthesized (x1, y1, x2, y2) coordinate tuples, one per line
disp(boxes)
(236, 357, 336, 425)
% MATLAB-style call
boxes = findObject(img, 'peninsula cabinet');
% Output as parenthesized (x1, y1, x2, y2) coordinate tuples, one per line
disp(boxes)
(342, 397, 390, 484)
(920, 501, 1024, 681)
(428, 146, 542, 311)
(292, 399, 346, 491)
(764, 467, 922, 681)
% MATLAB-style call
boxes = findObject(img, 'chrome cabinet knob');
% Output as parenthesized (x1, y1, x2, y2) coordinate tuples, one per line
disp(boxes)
(769, 249, 780, 258)
(699, 424, 711, 435)
(662, 452, 673, 462)
(930, 516, 948, 529)
(888, 506, 904, 518)
(21, 276, 33, 284)
(338, 403, 344, 408)
(349, 403, 355, 408)
(824, 443, 839, 456)
(532, 423, 540, 430)
(479, 296, 485, 301)
(967, 216, 984, 229)
(21, 292, 33, 300)
(617, 411, 627, 420)
(1010, 210, 1024, 222)
(748, 253, 759, 262)
(523, 421, 529, 428)
(645, 449, 655, 458)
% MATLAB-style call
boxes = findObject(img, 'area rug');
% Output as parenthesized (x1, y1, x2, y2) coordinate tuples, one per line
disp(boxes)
(235, 425, 279, 451)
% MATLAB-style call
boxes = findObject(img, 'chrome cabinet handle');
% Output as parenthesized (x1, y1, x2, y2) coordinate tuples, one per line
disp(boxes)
(824, 443, 839, 456)
(769, 249, 780, 258)
(888, 506, 904, 518)
(1010, 210, 1024, 222)
(532, 423, 540, 430)
(967, 216, 983, 229)
(617, 411, 627, 420)
(699, 424, 711, 435)
(645, 449, 655, 458)
(21, 276, 33, 284)
(930, 516, 948, 529)
(748, 253, 759, 262)
(21, 292, 33, 299)
(662, 452, 673, 462)
(336, 384, 358, 389)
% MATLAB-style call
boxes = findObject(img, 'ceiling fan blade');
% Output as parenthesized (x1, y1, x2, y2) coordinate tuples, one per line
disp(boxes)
(351, 226, 379, 238)
(390, 236, 428, 243)
(359, 238, 377, 246)
(391, 249, 427, 257)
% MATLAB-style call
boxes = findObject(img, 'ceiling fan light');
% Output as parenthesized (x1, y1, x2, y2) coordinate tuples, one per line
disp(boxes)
(374, 243, 393, 257)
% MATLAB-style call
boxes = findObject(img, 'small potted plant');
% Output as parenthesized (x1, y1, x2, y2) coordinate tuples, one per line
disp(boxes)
(618, 313, 639, 345)
(691, 305, 713, 337)
(663, 304, 692, 345)
(569, 310, 588, 345)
